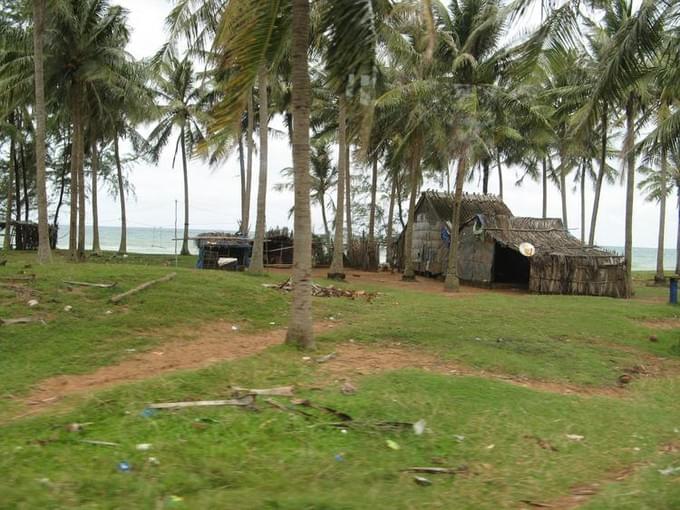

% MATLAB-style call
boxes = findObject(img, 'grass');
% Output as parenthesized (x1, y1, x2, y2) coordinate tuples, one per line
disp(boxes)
(1, 250, 680, 509)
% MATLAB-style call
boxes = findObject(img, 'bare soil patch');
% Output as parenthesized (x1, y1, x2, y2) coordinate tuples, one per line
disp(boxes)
(22, 322, 307, 410)
(316, 342, 627, 398)
(639, 317, 680, 331)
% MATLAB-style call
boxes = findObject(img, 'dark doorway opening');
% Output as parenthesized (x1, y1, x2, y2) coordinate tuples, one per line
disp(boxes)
(493, 243, 530, 286)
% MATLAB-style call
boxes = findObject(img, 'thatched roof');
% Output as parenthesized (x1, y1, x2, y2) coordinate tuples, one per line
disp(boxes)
(421, 191, 513, 226)
(195, 232, 252, 249)
(472, 215, 623, 261)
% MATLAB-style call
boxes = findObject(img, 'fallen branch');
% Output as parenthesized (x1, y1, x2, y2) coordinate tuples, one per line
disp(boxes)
(64, 280, 118, 289)
(402, 467, 461, 475)
(0, 275, 35, 282)
(110, 273, 177, 303)
(232, 386, 295, 397)
(1, 317, 41, 326)
(79, 440, 119, 447)
(148, 394, 255, 410)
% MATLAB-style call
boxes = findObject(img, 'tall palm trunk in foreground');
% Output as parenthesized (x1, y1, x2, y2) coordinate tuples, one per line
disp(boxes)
(180, 127, 190, 255)
(32, 0, 51, 262)
(386, 176, 397, 265)
(542, 158, 547, 218)
(676, 186, 680, 276)
(559, 159, 568, 230)
(589, 104, 608, 246)
(623, 94, 636, 295)
(243, 93, 254, 235)
(402, 144, 422, 281)
(3, 134, 15, 250)
(580, 163, 586, 244)
(69, 90, 82, 260)
(345, 144, 353, 246)
(367, 158, 378, 269)
(655, 146, 668, 282)
(444, 157, 467, 291)
(328, 96, 347, 279)
(91, 141, 102, 255)
(114, 132, 127, 254)
(286, 0, 314, 350)
(77, 128, 86, 259)
(250, 67, 269, 274)
(496, 152, 503, 199)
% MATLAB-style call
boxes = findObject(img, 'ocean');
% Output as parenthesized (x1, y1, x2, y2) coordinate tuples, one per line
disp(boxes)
(57, 226, 677, 271)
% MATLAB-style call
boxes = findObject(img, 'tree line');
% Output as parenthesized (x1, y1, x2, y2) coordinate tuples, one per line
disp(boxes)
(1, 0, 679, 348)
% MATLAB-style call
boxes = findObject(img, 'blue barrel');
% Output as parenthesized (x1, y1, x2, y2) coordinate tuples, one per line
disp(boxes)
(671, 277, 678, 305)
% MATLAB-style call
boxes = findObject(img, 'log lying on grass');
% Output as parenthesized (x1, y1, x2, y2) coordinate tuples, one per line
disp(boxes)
(64, 280, 118, 289)
(1, 317, 41, 326)
(232, 386, 295, 397)
(110, 273, 176, 303)
(0, 275, 35, 282)
(148, 394, 255, 410)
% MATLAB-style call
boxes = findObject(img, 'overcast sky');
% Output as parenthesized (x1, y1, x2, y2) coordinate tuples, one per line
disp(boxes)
(86, 0, 677, 249)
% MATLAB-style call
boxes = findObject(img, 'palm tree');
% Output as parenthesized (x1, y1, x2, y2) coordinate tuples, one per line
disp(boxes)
(249, 68, 269, 274)
(148, 51, 205, 256)
(31, 0, 50, 262)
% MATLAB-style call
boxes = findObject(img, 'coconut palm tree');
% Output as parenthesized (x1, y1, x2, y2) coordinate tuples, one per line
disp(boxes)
(31, 0, 50, 262)
(148, 51, 206, 256)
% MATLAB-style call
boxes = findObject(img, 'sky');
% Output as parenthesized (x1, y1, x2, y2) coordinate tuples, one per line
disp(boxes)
(82, 0, 678, 250)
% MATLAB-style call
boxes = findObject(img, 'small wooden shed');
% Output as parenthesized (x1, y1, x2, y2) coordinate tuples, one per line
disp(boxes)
(0, 220, 58, 250)
(398, 191, 630, 298)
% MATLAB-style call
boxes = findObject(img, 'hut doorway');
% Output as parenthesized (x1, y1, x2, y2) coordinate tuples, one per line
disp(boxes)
(493, 244, 529, 287)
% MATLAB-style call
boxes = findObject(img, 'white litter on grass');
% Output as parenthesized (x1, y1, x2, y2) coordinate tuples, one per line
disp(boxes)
(231, 325, 239, 331)
(413, 419, 426, 436)
(136, 444, 152, 451)
(269, 322, 276, 326)
(27, 300, 39, 307)
(453, 435, 465, 442)
(566, 434, 585, 442)
(659, 466, 680, 476)
(63, 305, 73, 312)
(486, 444, 495, 450)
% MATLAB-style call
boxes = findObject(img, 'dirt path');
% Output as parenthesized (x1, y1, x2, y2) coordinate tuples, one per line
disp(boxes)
(22, 321, 331, 410)
(315, 342, 628, 398)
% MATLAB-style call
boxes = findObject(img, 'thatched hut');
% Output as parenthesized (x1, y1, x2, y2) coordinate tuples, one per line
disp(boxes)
(195, 233, 252, 270)
(398, 191, 630, 298)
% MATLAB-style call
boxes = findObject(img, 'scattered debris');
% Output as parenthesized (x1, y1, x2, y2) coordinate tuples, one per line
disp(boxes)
(265, 278, 378, 301)
(110, 273, 177, 303)
(618, 374, 633, 385)
(140, 408, 158, 418)
(27, 299, 39, 307)
(291, 399, 352, 421)
(520, 500, 554, 508)
(148, 457, 160, 466)
(231, 325, 239, 331)
(117, 461, 132, 472)
(63, 306, 73, 312)
(232, 386, 295, 397)
(341, 382, 357, 395)
(334, 454, 345, 462)
(453, 435, 465, 442)
(402, 467, 461, 475)
(65, 422, 93, 433)
(658, 466, 680, 476)
(63, 280, 118, 289)
(315, 352, 337, 364)
(80, 440, 119, 447)
(649, 335, 659, 343)
(524, 435, 558, 452)
(0, 275, 35, 282)
(136, 444, 152, 451)
(413, 419, 426, 436)
(413, 476, 432, 486)
(566, 434, 585, 442)
(486, 444, 495, 450)
(148, 394, 255, 410)
(386, 439, 401, 450)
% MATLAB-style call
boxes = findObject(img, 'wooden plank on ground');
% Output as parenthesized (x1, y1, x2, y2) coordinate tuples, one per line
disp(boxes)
(110, 273, 177, 303)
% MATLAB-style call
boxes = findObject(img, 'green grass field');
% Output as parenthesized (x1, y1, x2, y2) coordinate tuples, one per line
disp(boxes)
(1, 250, 680, 509)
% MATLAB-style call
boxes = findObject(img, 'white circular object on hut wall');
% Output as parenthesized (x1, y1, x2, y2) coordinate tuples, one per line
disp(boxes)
(519, 242, 536, 258)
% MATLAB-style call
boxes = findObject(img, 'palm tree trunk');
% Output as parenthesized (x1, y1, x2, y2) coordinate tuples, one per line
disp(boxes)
(238, 135, 247, 233)
(243, 92, 254, 236)
(367, 158, 379, 270)
(588, 104, 608, 246)
(53, 134, 69, 231)
(676, 185, 680, 276)
(20, 143, 29, 222)
(91, 140, 102, 255)
(386, 176, 396, 266)
(180, 128, 191, 256)
(345, 142, 353, 254)
(396, 171, 406, 229)
(320, 190, 331, 248)
(77, 130, 86, 259)
(559, 160, 568, 230)
(328, 96, 347, 279)
(32, 0, 51, 263)
(623, 94, 636, 296)
(542, 158, 547, 218)
(580, 163, 586, 244)
(482, 159, 490, 195)
(14, 147, 22, 249)
(402, 143, 422, 281)
(250, 67, 269, 274)
(496, 151, 503, 199)
(3, 133, 15, 251)
(285, 0, 315, 350)
(655, 146, 668, 282)
(444, 157, 468, 291)
(69, 90, 82, 260)
(114, 132, 127, 255)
